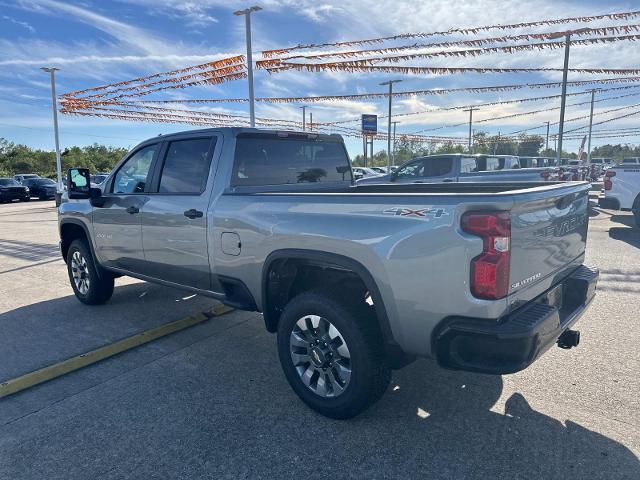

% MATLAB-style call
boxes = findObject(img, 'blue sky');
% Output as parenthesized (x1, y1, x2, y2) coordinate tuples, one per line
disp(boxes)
(2, 0, 640, 158)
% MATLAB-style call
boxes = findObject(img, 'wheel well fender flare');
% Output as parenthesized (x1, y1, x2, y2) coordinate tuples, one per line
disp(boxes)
(59, 219, 101, 274)
(261, 249, 396, 346)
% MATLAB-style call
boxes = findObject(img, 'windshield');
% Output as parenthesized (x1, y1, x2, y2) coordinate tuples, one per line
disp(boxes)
(34, 178, 56, 185)
(0, 179, 19, 186)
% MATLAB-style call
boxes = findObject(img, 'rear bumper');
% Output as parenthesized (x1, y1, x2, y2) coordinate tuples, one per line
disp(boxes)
(598, 196, 620, 210)
(0, 191, 29, 201)
(434, 265, 598, 374)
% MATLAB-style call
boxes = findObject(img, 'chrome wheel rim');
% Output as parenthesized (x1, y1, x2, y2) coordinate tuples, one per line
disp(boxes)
(71, 251, 90, 295)
(289, 315, 351, 398)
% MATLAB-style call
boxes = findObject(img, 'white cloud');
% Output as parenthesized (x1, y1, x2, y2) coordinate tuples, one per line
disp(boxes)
(2, 14, 35, 32)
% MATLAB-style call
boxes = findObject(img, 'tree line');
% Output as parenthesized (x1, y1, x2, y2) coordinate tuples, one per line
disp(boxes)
(0, 138, 129, 178)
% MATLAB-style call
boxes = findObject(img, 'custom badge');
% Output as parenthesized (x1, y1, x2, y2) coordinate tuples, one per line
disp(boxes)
(383, 207, 449, 219)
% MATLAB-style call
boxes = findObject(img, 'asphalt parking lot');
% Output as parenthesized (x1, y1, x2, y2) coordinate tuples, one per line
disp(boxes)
(0, 200, 638, 479)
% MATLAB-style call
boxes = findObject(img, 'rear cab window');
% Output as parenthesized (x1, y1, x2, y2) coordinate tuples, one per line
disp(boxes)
(231, 133, 352, 187)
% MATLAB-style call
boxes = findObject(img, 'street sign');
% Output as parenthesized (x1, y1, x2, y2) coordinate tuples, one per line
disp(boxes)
(361, 114, 377, 134)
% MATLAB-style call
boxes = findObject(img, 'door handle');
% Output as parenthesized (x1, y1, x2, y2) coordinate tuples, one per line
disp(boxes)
(126, 206, 139, 214)
(443, 178, 455, 182)
(184, 209, 203, 219)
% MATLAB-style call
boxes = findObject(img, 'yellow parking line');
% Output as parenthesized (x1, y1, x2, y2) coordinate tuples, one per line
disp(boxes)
(0, 303, 234, 398)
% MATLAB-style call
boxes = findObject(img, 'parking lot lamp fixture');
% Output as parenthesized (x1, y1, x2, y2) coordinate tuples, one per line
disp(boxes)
(41, 67, 62, 193)
(380, 79, 402, 171)
(234, 6, 262, 127)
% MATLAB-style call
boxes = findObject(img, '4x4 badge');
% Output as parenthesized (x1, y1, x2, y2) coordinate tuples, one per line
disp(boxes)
(383, 207, 449, 218)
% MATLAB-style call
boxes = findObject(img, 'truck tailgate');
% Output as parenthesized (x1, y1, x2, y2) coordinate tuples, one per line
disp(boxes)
(508, 183, 590, 304)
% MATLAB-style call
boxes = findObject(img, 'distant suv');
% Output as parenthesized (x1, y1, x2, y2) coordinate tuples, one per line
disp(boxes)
(0, 178, 30, 202)
(357, 154, 552, 184)
(23, 177, 57, 200)
(14, 173, 39, 184)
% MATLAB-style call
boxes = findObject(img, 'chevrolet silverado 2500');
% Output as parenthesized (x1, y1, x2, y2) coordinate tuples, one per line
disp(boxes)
(59, 128, 598, 418)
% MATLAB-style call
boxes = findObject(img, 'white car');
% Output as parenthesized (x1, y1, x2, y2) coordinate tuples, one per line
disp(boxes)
(352, 167, 383, 180)
(600, 164, 640, 226)
(621, 157, 640, 165)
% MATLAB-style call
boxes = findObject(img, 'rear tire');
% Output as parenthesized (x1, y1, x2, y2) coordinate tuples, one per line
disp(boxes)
(277, 289, 390, 419)
(633, 195, 640, 228)
(21, 197, 30, 202)
(66, 239, 114, 305)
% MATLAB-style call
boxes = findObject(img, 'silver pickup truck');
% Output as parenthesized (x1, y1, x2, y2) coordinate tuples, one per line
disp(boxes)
(59, 128, 598, 419)
(357, 154, 555, 184)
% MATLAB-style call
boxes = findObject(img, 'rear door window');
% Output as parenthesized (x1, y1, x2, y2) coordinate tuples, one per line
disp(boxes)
(158, 138, 215, 194)
(423, 157, 453, 177)
(232, 134, 351, 186)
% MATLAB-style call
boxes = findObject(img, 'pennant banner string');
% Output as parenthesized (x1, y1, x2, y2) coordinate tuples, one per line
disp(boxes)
(261, 10, 640, 57)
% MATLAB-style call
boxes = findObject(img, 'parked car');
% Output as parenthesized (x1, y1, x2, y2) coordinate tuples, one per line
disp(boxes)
(90, 173, 110, 186)
(369, 166, 388, 174)
(14, 173, 39, 184)
(352, 166, 382, 180)
(59, 128, 598, 419)
(22, 177, 57, 200)
(357, 154, 554, 185)
(599, 164, 640, 226)
(0, 178, 30, 202)
(621, 157, 640, 165)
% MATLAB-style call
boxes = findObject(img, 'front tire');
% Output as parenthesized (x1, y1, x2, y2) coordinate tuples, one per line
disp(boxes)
(277, 290, 390, 419)
(66, 239, 114, 305)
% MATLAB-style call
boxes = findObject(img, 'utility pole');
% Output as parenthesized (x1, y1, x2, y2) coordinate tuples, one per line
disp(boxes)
(234, 6, 262, 127)
(362, 135, 367, 167)
(392, 121, 399, 167)
(380, 79, 402, 171)
(309, 111, 313, 131)
(300, 105, 306, 131)
(545, 121, 550, 152)
(463, 107, 475, 153)
(494, 131, 500, 155)
(41, 67, 62, 192)
(586, 89, 596, 164)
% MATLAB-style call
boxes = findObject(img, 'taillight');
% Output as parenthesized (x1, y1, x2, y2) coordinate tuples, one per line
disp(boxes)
(604, 170, 616, 190)
(558, 168, 565, 180)
(461, 211, 511, 300)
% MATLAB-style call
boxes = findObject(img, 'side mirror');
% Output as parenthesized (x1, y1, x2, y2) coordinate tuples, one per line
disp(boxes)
(389, 171, 398, 181)
(67, 168, 91, 199)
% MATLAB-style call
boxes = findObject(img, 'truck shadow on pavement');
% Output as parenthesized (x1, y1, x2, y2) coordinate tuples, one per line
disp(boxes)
(366, 363, 640, 479)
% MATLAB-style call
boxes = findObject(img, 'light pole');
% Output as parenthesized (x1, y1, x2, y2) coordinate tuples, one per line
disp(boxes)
(234, 6, 262, 128)
(41, 67, 62, 193)
(309, 111, 313, 131)
(549, 28, 590, 164)
(392, 121, 400, 167)
(586, 89, 596, 164)
(545, 121, 550, 152)
(463, 107, 476, 153)
(300, 105, 306, 131)
(380, 79, 402, 171)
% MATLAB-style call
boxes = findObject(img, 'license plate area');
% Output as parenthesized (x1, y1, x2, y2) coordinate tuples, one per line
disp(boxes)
(540, 283, 563, 309)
